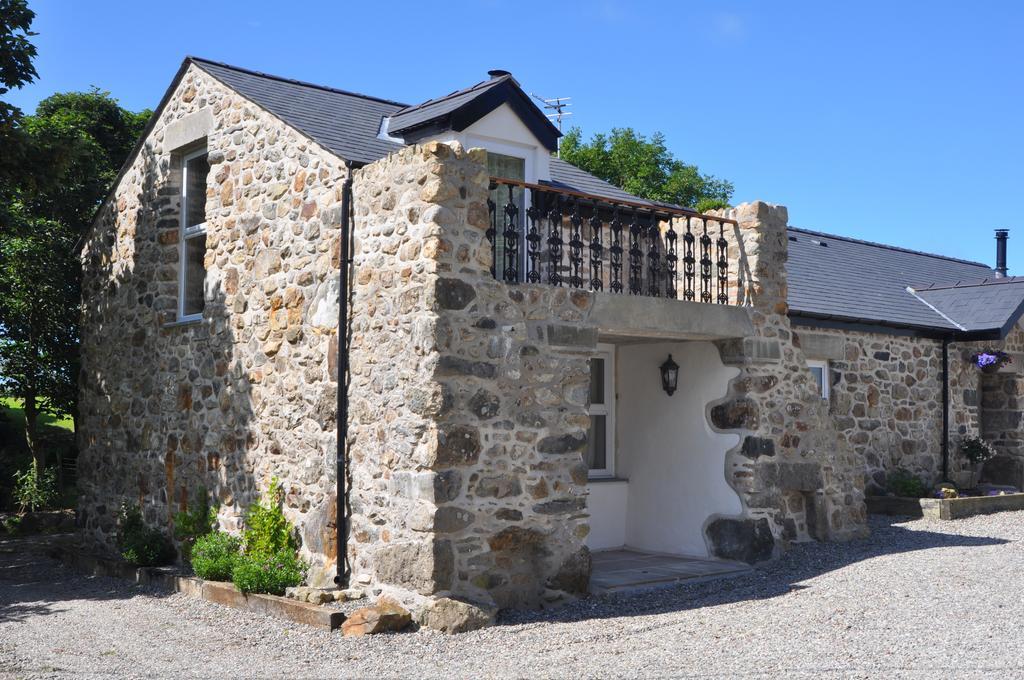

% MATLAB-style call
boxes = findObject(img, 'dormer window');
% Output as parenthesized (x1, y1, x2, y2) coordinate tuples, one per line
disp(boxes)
(178, 148, 209, 320)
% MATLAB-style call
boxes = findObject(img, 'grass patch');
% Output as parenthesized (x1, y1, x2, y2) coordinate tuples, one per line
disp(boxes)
(0, 397, 74, 432)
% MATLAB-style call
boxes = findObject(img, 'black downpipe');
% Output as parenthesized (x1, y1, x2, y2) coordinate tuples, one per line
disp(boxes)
(941, 336, 951, 481)
(335, 170, 353, 585)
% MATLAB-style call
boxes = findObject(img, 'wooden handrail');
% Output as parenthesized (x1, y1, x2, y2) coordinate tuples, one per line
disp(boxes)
(489, 176, 739, 225)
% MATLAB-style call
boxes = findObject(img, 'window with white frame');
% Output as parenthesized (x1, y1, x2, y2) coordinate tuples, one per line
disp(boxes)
(807, 359, 830, 399)
(587, 344, 616, 478)
(178, 148, 209, 320)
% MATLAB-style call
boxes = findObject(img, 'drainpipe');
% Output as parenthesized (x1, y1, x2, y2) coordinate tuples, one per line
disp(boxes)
(335, 167, 354, 586)
(941, 335, 951, 481)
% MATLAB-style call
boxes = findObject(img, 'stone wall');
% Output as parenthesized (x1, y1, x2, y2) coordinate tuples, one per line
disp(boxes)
(709, 203, 868, 559)
(348, 142, 593, 610)
(789, 323, 1024, 493)
(791, 326, 948, 492)
(979, 324, 1024, 487)
(78, 64, 347, 585)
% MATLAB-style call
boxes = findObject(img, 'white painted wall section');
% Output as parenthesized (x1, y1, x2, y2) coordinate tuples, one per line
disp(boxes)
(586, 480, 628, 550)
(615, 341, 742, 558)
(423, 103, 550, 182)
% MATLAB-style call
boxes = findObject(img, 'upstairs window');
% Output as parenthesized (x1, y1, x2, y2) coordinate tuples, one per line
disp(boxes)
(179, 149, 209, 320)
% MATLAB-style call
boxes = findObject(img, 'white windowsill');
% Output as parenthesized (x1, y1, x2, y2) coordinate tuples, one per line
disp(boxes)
(587, 476, 629, 484)
(163, 316, 204, 328)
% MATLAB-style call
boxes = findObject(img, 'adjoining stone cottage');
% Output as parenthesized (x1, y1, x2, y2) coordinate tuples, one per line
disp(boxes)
(76, 57, 1024, 617)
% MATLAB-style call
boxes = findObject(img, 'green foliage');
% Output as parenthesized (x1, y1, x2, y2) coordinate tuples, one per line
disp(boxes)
(117, 504, 175, 567)
(12, 459, 57, 512)
(0, 0, 37, 93)
(173, 488, 216, 562)
(227, 479, 307, 594)
(0, 87, 151, 469)
(960, 436, 997, 465)
(887, 469, 929, 498)
(190, 531, 241, 581)
(559, 126, 734, 211)
(0, 0, 37, 140)
(2, 514, 22, 535)
(243, 478, 298, 557)
(231, 549, 307, 596)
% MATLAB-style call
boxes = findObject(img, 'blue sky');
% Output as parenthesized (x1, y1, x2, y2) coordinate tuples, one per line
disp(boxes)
(10, 1, 1024, 272)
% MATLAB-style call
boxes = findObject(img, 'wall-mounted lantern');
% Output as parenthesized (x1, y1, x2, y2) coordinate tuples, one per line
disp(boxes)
(660, 354, 679, 396)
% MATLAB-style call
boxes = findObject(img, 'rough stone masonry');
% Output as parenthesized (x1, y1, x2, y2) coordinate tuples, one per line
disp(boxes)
(78, 63, 872, 618)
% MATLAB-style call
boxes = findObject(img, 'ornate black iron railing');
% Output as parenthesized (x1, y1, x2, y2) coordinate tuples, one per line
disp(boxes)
(486, 178, 736, 304)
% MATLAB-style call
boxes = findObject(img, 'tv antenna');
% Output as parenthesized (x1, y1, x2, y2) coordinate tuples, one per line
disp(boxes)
(531, 93, 572, 155)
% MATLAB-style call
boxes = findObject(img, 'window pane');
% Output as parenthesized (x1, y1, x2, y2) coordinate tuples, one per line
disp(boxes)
(589, 358, 605, 405)
(487, 153, 525, 181)
(586, 415, 607, 471)
(487, 153, 526, 282)
(183, 234, 206, 316)
(809, 366, 824, 396)
(185, 153, 210, 229)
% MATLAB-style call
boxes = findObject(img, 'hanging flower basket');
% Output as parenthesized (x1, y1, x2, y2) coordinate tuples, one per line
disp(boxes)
(971, 350, 1012, 374)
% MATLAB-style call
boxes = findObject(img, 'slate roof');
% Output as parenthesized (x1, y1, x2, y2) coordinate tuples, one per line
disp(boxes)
(191, 58, 624, 203)
(145, 59, 1024, 338)
(192, 58, 406, 165)
(913, 277, 1024, 334)
(786, 227, 1024, 337)
(545, 158, 660, 205)
(387, 75, 506, 132)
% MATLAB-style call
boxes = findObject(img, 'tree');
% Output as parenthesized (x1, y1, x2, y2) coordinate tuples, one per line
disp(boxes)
(0, 0, 38, 184)
(559, 127, 734, 213)
(0, 90, 151, 467)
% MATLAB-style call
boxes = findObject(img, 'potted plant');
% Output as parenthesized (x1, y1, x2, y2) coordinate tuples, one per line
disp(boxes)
(970, 350, 1012, 374)
(960, 436, 997, 489)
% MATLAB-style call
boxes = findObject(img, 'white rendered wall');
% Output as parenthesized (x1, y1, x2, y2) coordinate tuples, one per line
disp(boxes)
(586, 480, 628, 550)
(614, 341, 742, 558)
(424, 103, 551, 182)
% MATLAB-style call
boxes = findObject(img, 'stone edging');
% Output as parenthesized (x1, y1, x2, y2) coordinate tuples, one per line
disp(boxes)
(49, 545, 345, 630)
(866, 493, 1024, 520)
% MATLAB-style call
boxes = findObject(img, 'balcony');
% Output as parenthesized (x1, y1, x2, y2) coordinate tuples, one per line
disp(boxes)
(486, 177, 738, 306)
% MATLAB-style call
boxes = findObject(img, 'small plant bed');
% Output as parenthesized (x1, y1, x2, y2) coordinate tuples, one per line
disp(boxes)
(866, 491, 1024, 520)
(48, 541, 346, 630)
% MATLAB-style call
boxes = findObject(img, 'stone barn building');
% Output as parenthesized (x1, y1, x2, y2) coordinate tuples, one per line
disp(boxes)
(77, 57, 1024, 615)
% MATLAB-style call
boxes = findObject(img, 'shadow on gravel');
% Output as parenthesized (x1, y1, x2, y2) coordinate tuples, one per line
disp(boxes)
(500, 515, 1010, 626)
(0, 534, 153, 624)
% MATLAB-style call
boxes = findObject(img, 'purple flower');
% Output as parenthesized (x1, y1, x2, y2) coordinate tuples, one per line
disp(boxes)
(976, 353, 999, 367)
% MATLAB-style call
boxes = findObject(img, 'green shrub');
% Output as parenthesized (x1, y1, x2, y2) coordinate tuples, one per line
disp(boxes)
(191, 531, 240, 581)
(231, 549, 307, 595)
(887, 469, 929, 498)
(173, 488, 217, 563)
(243, 478, 297, 557)
(960, 436, 997, 465)
(117, 504, 176, 566)
(13, 460, 58, 512)
(2, 514, 22, 535)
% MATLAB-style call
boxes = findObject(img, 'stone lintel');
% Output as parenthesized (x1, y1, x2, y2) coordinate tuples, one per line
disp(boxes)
(164, 108, 213, 152)
(588, 294, 754, 343)
(717, 336, 783, 365)
(794, 330, 846, 361)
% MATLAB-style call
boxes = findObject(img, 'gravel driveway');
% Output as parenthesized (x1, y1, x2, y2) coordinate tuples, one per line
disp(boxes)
(1, 513, 1022, 679)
